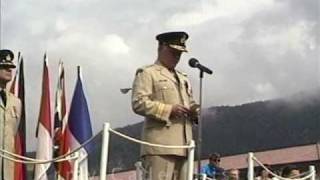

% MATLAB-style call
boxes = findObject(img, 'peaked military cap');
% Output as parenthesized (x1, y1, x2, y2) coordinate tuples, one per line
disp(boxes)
(156, 31, 189, 52)
(0, 49, 15, 68)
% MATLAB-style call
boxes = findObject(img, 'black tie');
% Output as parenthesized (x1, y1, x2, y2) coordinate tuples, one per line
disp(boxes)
(0, 90, 6, 106)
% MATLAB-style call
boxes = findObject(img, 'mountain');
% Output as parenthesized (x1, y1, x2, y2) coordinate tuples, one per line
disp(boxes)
(25, 90, 320, 176)
(201, 96, 320, 156)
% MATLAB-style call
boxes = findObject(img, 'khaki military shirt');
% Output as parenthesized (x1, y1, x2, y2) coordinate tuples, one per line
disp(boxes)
(0, 91, 21, 180)
(132, 61, 196, 157)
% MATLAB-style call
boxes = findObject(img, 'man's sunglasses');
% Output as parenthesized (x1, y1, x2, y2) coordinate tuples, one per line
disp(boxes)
(212, 159, 220, 162)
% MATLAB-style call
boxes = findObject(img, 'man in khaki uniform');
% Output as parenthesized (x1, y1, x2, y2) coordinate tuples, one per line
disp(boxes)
(0, 49, 21, 180)
(132, 32, 198, 180)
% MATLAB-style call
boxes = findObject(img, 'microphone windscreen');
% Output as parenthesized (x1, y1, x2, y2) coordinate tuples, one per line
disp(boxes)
(189, 58, 199, 67)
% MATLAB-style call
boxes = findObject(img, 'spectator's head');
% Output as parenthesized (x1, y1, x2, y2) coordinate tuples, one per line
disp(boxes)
(257, 164, 272, 178)
(228, 168, 240, 180)
(282, 165, 300, 178)
(209, 152, 221, 166)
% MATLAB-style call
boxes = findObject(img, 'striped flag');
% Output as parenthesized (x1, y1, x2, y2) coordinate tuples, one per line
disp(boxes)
(67, 67, 93, 180)
(9, 52, 20, 94)
(34, 54, 53, 180)
(54, 61, 72, 179)
(10, 53, 27, 180)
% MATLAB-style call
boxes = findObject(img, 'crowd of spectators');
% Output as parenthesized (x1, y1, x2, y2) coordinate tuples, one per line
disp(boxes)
(200, 152, 312, 180)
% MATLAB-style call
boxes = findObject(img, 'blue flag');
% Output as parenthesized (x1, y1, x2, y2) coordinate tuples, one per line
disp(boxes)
(68, 68, 93, 153)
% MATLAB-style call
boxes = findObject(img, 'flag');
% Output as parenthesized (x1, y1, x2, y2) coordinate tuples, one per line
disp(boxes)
(34, 54, 53, 180)
(10, 53, 27, 180)
(10, 52, 20, 94)
(54, 61, 72, 179)
(67, 66, 93, 180)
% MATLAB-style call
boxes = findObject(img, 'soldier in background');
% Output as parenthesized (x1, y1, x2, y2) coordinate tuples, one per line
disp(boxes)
(0, 49, 22, 180)
(132, 31, 198, 180)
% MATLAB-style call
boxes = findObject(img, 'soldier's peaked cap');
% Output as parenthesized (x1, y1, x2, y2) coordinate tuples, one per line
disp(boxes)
(0, 49, 15, 68)
(156, 31, 189, 52)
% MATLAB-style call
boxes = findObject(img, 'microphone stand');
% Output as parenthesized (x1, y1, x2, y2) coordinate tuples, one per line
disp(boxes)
(197, 70, 204, 178)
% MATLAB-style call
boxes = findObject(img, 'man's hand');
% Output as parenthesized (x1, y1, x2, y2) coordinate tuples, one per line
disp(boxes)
(190, 104, 200, 124)
(170, 104, 191, 119)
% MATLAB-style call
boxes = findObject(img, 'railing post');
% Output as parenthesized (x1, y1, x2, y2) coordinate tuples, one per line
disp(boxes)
(247, 152, 254, 180)
(135, 161, 143, 180)
(309, 165, 316, 180)
(187, 140, 195, 180)
(201, 173, 207, 180)
(73, 152, 80, 180)
(100, 123, 110, 180)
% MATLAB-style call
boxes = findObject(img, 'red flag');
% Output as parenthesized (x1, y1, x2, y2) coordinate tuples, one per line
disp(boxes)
(54, 61, 72, 179)
(34, 53, 53, 180)
(10, 53, 27, 180)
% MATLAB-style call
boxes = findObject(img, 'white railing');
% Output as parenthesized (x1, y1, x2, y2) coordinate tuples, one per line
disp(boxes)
(247, 152, 316, 180)
(0, 129, 102, 179)
(0, 149, 80, 179)
(99, 122, 196, 180)
(0, 122, 195, 180)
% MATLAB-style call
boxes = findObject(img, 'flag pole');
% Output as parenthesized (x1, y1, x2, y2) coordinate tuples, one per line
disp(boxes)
(0, 0, 2, 48)
(77, 66, 81, 79)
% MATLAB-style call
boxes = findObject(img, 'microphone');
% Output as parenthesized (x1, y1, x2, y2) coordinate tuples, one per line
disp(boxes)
(188, 58, 213, 74)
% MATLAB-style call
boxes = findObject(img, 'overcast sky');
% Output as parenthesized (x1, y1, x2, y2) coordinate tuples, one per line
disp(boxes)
(1, 0, 319, 150)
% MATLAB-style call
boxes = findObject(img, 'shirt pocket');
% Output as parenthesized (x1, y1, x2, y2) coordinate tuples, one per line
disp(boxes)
(10, 106, 20, 119)
(153, 80, 176, 101)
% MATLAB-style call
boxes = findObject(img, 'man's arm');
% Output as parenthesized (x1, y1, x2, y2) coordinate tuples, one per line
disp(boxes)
(131, 68, 173, 124)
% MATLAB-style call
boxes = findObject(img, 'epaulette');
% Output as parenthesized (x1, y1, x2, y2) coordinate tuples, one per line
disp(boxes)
(135, 68, 144, 75)
(176, 70, 187, 76)
(135, 65, 154, 75)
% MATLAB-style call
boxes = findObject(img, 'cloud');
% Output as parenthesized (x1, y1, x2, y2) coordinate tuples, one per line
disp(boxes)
(2, 0, 318, 151)
(253, 82, 277, 99)
(166, 0, 275, 27)
(99, 34, 130, 55)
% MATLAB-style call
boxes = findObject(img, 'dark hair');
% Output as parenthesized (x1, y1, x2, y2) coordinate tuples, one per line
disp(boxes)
(282, 165, 298, 177)
(256, 164, 272, 178)
(209, 152, 221, 160)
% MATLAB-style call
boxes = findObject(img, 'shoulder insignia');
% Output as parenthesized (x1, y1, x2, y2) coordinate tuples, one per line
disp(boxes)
(135, 64, 155, 75)
(176, 70, 187, 77)
(135, 68, 144, 75)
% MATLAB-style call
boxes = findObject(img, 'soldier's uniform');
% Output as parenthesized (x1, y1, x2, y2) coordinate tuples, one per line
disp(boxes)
(132, 32, 197, 180)
(0, 49, 22, 180)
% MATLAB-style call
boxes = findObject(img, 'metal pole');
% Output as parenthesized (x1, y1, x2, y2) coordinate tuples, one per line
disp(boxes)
(309, 165, 316, 180)
(197, 70, 204, 175)
(100, 123, 110, 180)
(187, 140, 195, 180)
(247, 152, 254, 180)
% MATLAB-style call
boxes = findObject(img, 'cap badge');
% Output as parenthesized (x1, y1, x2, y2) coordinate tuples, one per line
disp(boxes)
(5, 54, 11, 61)
(180, 35, 187, 44)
